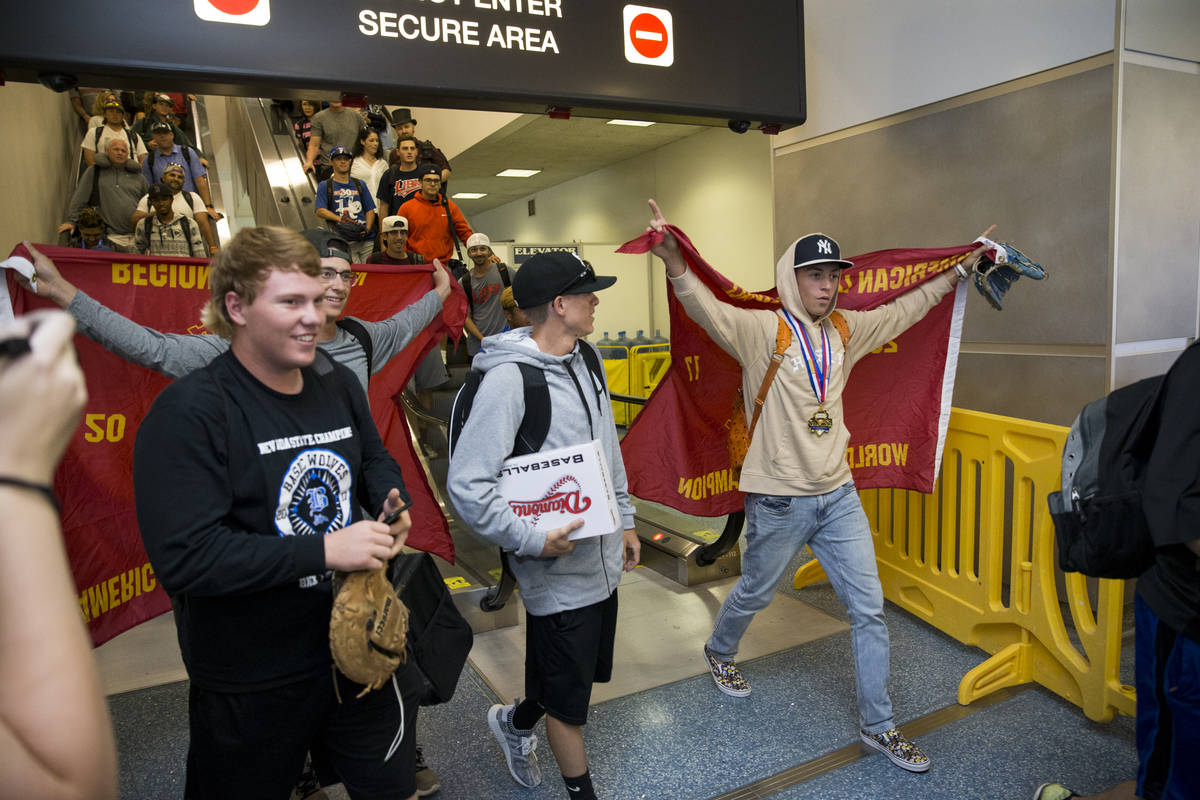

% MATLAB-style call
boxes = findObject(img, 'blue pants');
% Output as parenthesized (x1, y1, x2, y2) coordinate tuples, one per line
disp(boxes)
(1136, 593, 1200, 800)
(707, 482, 895, 733)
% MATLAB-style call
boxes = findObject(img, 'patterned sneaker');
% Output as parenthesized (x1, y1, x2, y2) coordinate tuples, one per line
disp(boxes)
(487, 700, 542, 788)
(860, 728, 931, 772)
(1032, 783, 1078, 800)
(414, 746, 440, 796)
(702, 644, 751, 697)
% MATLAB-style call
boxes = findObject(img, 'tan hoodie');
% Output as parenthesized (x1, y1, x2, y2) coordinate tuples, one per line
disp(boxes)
(668, 240, 958, 497)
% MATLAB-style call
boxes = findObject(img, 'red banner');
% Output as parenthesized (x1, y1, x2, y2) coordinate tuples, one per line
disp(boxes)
(4, 245, 467, 646)
(617, 227, 971, 517)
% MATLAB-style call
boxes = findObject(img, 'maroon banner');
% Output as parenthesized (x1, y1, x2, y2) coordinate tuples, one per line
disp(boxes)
(617, 226, 972, 517)
(5, 245, 467, 646)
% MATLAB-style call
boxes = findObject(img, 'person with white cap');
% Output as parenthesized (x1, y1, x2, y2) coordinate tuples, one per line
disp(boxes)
(368, 216, 424, 266)
(460, 232, 513, 359)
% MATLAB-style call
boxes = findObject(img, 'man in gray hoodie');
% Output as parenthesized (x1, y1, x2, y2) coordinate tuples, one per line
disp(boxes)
(447, 251, 639, 800)
(58, 137, 148, 252)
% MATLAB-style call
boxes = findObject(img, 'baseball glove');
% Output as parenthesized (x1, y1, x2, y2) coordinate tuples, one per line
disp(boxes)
(334, 219, 367, 241)
(330, 567, 409, 698)
(972, 240, 1047, 311)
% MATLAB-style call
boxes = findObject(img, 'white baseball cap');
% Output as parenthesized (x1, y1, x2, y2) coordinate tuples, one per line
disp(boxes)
(381, 216, 409, 233)
(466, 233, 491, 249)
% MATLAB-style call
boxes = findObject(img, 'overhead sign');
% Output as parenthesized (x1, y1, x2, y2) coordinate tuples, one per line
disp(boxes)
(513, 245, 580, 264)
(0, 0, 805, 129)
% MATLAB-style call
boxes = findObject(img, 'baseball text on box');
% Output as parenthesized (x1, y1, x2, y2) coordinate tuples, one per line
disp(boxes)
(497, 440, 619, 540)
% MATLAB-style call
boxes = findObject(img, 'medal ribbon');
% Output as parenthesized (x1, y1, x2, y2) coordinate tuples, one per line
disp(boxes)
(781, 309, 830, 405)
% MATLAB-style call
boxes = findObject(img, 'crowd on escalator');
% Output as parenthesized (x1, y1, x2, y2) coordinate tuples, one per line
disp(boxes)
(60, 87, 220, 256)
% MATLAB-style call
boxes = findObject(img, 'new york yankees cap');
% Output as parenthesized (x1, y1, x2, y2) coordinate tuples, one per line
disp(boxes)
(792, 233, 853, 270)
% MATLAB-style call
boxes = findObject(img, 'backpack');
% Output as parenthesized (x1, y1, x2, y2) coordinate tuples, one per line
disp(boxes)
(462, 263, 511, 315)
(140, 213, 199, 258)
(1046, 371, 1170, 579)
(448, 342, 605, 459)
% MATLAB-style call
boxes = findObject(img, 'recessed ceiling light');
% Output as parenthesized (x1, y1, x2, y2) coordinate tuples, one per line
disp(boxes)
(496, 168, 542, 178)
(607, 119, 655, 127)
(452, 192, 488, 199)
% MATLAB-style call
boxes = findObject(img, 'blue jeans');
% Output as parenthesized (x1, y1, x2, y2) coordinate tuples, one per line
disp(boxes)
(706, 482, 895, 734)
(1135, 593, 1200, 800)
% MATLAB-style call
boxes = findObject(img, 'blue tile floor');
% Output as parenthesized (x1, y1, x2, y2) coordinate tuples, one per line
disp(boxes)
(108, 576, 1137, 799)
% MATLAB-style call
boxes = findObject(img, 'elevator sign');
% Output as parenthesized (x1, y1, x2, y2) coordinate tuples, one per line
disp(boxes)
(623, 5, 673, 67)
(0, 0, 806, 128)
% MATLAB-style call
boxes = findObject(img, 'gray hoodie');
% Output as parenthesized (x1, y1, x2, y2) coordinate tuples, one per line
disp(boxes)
(446, 329, 635, 616)
(65, 152, 148, 235)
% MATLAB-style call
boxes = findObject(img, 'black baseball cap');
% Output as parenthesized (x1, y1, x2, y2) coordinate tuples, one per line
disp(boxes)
(147, 182, 173, 200)
(418, 164, 441, 179)
(150, 120, 172, 134)
(792, 233, 853, 269)
(512, 252, 616, 309)
(301, 229, 352, 263)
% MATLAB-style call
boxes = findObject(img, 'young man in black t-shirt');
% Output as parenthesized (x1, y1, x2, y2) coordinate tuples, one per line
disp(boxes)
(133, 226, 421, 800)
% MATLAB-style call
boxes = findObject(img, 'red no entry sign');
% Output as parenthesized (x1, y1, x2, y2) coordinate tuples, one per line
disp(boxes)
(629, 12, 668, 59)
(622, 5, 674, 67)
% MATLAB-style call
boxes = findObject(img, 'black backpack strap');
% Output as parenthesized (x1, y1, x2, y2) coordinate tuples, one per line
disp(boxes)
(513, 363, 550, 457)
(440, 194, 465, 262)
(93, 126, 103, 149)
(580, 341, 607, 397)
(147, 148, 155, 174)
(180, 216, 197, 257)
(462, 273, 474, 314)
(498, 262, 511, 288)
(336, 317, 374, 377)
(324, 177, 335, 211)
(448, 363, 551, 458)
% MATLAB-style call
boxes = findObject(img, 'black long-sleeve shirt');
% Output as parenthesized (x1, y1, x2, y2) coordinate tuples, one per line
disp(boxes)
(134, 351, 408, 691)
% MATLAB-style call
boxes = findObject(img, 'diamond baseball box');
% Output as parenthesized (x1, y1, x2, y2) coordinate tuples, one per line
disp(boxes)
(496, 439, 620, 540)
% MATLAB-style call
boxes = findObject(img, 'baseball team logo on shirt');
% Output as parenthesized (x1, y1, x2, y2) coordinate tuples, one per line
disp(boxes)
(276, 449, 352, 538)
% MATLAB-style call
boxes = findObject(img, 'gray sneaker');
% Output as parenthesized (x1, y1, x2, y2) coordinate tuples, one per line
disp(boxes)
(487, 701, 541, 787)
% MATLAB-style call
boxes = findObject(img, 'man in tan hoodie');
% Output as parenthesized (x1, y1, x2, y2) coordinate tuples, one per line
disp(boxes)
(646, 199, 990, 775)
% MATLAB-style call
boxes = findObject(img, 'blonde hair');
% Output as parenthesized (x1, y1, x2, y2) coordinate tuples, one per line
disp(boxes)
(201, 227, 321, 338)
(91, 91, 119, 117)
(500, 285, 517, 310)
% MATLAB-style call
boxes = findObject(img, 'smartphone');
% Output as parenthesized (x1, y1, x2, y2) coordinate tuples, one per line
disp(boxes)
(382, 501, 411, 526)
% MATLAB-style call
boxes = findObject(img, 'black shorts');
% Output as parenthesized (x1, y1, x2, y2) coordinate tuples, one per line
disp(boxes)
(185, 665, 421, 800)
(524, 590, 618, 727)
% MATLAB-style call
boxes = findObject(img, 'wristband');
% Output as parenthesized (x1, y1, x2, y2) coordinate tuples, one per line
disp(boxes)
(205, 204, 215, 208)
(0, 476, 59, 512)
(954, 262, 969, 280)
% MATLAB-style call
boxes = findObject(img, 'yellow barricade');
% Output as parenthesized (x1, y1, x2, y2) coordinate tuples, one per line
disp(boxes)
(601, 354, 631, 425)
(792, 407, 1135, 722)
(628, 344, 671, 423)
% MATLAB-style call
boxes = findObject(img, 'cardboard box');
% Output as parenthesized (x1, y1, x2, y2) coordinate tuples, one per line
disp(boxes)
(496, 440, 620, 540)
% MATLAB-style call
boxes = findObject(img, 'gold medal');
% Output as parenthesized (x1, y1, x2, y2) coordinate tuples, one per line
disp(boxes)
(807, 407, 833, 436)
